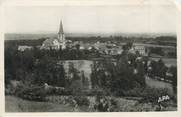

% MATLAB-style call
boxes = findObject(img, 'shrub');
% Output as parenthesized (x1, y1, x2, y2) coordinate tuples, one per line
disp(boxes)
(45, 87, 72, 96)
(15, 84, 46, 101)
(83, 88, 108, 96)
(122, 87, 144, 97)
(139, 87, 171, 103)
(74, 96, 90, 106)
(94, 96, 119, 112)
(18, 90, 46, 101)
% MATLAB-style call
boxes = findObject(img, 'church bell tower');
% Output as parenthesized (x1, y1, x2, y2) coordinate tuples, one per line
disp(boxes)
(58, 20, 66, 49)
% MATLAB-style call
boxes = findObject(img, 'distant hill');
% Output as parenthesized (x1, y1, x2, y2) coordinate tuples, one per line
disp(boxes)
(5, 33, 176, 40)
(5, 33, 56, 40)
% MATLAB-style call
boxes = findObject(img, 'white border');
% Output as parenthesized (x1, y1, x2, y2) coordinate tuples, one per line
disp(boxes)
(0, 0, 180, 117)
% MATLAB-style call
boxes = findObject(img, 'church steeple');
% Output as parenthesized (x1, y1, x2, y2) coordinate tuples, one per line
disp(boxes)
(58, 20, 64, 34)
(58, 20, 65, 43)
(41, 19, 66, 50)
(57, 20, 66, 49)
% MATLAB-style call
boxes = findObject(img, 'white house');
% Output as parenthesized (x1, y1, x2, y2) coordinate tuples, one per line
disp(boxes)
(18, 45, 33, 52)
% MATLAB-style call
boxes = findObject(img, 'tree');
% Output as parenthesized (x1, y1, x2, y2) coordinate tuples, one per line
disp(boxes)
(33, 57, 66, 87)
(122, 42, 133, 51)
(90, 61, 99, 88)
(135, 61, 146, 87)
(90, 56, 146, 96)
(157, 59, 168, 78)
(149, 59, 167, 78)
(149, 47, 165, 56)
(169, 66, 177, 93)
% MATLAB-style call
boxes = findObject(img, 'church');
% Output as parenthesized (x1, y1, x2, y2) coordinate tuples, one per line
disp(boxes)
(40, 20, 66, 50)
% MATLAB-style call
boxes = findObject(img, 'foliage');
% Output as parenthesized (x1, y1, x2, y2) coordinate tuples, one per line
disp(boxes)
(74, 96, 90, 106)
(90, 52, 146, 96)
(5, 96, 75, 112)
(148, 59, 168, 78)
(149, 47, 165, 56)
(138, 87, 171, 104)
(169, 66, 177, 93)
(5, 39, 177, 102)
(122, 42, 133, 50)
(82, 88, 108, 96)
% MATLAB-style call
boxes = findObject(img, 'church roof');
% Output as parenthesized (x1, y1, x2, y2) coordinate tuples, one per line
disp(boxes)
(41, 38, 59, 48)
(43, 38, 55, 45)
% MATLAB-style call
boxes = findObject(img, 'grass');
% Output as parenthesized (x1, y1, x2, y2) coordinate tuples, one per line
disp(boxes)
(5, 95, 177, 112)
(115, 97, 177, 111)
(5, 96, 74, 112)
(145, 77, 174, 96)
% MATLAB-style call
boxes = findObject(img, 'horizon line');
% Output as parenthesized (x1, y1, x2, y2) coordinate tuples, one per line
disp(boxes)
(5, 32, 177, 36)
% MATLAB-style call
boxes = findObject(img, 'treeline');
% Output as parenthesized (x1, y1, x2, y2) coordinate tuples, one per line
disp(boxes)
(148, 47, 176, 58)
(90, 57, 146, 96)
(5, 45, 147, 97)
(5, 46, 90, 100)
(5, 38, 46, 47)
(148, 59, 177, 93)
(5, 35, 176, 46)
(5, 41, 177, 103)
(5, 47, 90, 85)
(64, 35, 177, 45)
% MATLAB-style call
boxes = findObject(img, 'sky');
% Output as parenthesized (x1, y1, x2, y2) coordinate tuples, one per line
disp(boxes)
(4, 4, 176, 34)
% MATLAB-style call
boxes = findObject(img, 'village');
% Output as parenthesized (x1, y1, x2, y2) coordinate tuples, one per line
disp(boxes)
(5, 20, 177, 112)
(16, 20, 176, 83)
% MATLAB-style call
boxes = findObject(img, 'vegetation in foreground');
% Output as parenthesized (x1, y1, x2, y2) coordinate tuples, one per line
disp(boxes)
(5, 39, 177, 112)
(6, 93, 176, 112)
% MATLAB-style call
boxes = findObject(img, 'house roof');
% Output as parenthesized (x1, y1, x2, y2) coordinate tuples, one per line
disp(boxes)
(41, 38, 59, 48)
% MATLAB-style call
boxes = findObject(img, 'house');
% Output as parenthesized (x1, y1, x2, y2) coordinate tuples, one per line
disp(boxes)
(18, 45, 33, 52)
(133, 44, 148, 56)
(128, 43, 148, 56)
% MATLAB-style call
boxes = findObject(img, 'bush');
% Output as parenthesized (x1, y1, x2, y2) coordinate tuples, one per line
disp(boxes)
(115, 86, 172, 104)
(18, 91, 46, 101)
(122, 87, 144, 97)
(83, 88, 108, 96)
(15, 84, 46, 101)
(45, 87, 72, 96)
(94, 96, 119, 112)
(139, 87, 171, 103)
(74, 96, 90, 106)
